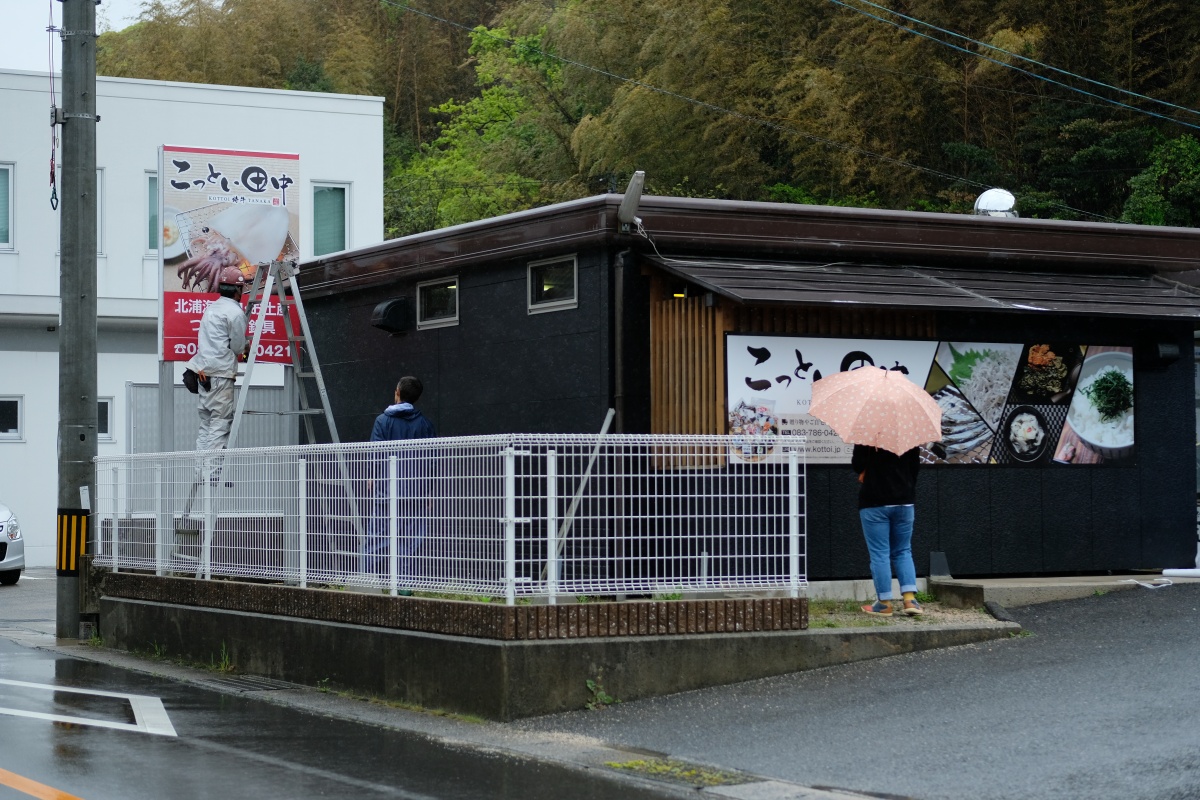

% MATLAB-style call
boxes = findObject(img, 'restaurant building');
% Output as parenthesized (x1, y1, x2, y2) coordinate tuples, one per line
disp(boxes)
(297, 194, 1200, 580)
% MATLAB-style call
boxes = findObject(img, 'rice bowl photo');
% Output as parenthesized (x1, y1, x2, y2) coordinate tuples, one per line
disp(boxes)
(1066, 350, 1134, 460)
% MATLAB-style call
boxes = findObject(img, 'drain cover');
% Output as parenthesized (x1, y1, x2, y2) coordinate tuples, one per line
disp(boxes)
(202, 676, 300, 692)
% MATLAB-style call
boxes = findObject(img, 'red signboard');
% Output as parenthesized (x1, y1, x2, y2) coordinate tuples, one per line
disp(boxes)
(158, 144, 301, 365)
(162, 290, 301, 364)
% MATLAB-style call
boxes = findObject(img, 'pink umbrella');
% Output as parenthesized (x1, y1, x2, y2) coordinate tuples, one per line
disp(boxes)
(808, 366, 942, 456)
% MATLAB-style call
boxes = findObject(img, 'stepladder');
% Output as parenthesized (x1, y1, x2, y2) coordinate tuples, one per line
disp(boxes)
(174, 260, 365, 575)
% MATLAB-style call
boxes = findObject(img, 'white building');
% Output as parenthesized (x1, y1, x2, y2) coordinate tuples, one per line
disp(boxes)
(0, 69, 384, 567)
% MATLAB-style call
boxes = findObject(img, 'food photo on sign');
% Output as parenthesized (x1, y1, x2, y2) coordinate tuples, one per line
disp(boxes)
(922, 354, 998, 465)
(1052, 346, 1134, 463)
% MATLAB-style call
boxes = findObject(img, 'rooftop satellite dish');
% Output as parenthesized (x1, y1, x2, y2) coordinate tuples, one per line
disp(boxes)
(974, 188, 1019, 218)
(618, 171, 645, 233)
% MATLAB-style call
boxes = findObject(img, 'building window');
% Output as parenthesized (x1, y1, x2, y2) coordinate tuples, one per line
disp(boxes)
(528, 255, 578, 314)
(417, 278, 458, 329)
(0, 164, 12, 249)
(98, 398, 113, 442)
(147, 173, 158, 253)
(313, 183, 348, 256)
(0, 397, 22, 441)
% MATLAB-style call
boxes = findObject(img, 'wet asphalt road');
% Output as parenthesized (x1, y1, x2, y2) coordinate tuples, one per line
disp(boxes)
(4, 570, 1199, 800)
(0, 635, 685, 800)
(0, 571, 682, 800)
(515, 582, 1200, 800)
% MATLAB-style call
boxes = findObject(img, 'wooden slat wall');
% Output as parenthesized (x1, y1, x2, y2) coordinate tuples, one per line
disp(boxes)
(649, 282, 937, 435)
(651, 295, 727, 435)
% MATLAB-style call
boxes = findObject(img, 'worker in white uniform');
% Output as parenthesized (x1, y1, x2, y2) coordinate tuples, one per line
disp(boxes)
(185, 265, 249, 483)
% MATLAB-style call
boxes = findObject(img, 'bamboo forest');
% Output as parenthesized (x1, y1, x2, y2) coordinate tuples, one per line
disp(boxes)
(97, 0, 1200, 235)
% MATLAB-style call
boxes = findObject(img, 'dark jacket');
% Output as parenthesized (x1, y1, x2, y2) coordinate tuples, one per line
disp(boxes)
(370, 403, 436, 442)
(851, 445, 920, 509)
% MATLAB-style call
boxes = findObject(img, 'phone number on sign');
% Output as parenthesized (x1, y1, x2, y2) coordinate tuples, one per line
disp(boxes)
(171, 342, 290, 359)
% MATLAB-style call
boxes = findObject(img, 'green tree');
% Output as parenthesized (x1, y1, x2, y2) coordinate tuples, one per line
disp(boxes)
(1122, 135, 1200, 225)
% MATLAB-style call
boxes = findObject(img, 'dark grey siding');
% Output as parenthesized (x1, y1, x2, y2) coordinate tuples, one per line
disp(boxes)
(305, 250, 614, 442)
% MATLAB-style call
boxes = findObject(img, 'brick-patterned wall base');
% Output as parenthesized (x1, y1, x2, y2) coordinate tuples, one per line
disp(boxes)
(99, 572, 807, 640)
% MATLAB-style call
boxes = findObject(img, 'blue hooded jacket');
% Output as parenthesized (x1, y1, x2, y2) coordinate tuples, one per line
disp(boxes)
(370, 403, 436, 442)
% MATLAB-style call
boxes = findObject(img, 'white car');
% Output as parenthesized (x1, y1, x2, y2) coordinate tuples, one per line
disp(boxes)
(0, 503, 24, 585)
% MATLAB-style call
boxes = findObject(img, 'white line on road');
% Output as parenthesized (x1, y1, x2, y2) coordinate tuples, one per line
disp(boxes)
(0, 678, 178, 737)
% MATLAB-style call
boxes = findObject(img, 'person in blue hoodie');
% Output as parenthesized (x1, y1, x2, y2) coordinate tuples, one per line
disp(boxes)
(370, 376, 436, 442)
(364, 377, 436, 584)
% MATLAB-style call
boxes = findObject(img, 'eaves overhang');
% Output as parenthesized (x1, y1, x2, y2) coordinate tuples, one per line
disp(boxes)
(297, 195, 1200, 300)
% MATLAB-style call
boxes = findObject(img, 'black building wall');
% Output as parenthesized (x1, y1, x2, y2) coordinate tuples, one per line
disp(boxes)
(308, 261, 1195, 580)
(305, 249, 618, 441)
(803, 314, 1196, 579)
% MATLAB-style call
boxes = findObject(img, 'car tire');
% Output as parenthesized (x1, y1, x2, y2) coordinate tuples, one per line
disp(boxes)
(0, 570, 19, 586)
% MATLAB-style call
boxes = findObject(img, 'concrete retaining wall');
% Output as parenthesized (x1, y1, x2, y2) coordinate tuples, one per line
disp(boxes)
(100, 596, 1017, 720)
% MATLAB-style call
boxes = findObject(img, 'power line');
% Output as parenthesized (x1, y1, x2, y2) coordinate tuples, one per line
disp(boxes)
(565, 2, 1115, 112)
(827, 0, 1200, 132)
(841, 0, 1200, 121)
(379, 0, 1114, 222)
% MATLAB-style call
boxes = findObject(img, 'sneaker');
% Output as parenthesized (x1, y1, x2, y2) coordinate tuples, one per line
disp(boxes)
(861, 600, 893, 617)
(903, 598, 924, 616)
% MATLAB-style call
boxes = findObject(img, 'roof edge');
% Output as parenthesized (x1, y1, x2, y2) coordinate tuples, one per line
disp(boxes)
(298, 195, 1200, 298)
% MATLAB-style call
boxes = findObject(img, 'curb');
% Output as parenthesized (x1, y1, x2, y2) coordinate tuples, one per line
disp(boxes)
(984, 600, 1019, 624)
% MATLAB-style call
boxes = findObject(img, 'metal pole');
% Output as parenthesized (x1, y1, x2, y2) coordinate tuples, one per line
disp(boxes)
(56, 0, 98, 639)
(155, 464, 164, 576)
(788, 450, 800, 598)
(298, 457, 307, 588)
(111, 467, 119, 573)
(388, 455, 398, 597)
(201, 472, 213, 580)
(546, 450, 557, 605)
(504, 447, 516, 606)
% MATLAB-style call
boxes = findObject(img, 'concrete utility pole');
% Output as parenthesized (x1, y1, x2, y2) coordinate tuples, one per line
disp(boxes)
(55, 0, 98, 639)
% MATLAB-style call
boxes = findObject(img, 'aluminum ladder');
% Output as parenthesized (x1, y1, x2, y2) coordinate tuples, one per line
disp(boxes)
(178, 260, 365, 577)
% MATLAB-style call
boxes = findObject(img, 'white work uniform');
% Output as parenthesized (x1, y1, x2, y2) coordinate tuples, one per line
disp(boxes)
(185, 296, 248, 476)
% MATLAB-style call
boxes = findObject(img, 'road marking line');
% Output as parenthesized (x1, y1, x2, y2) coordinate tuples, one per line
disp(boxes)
(0, 678, 178, 737)
(0, 767, 83, 800)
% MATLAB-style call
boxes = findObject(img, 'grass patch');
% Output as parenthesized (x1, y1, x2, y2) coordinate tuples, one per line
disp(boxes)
(344, 689, 486, 723)
(411, 590, 497, 603)
(132, 640, 236, 673)
(808, 599, 864, 615)
(605, 758, 752, 788)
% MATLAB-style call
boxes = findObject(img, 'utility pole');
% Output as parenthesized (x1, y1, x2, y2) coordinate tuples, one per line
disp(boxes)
(55, 0, 98, 639)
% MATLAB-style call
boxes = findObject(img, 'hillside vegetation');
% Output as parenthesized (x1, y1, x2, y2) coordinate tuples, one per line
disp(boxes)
(98, 0, 1200, 235)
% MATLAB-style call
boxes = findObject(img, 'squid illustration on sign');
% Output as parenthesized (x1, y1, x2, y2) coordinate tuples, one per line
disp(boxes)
(176, 205, 290, 292)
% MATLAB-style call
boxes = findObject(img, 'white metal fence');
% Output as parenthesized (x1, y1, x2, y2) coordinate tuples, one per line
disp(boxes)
(92, 434, 807, 603)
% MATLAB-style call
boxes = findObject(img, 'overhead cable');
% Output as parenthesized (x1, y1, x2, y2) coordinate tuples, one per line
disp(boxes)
(827, 0, 1200, 132)
(840, 0, 1200, 120)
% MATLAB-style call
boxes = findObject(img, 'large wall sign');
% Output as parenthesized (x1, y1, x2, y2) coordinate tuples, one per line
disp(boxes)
(158, 145, 302, 364)
(726, 335, 1134, 466)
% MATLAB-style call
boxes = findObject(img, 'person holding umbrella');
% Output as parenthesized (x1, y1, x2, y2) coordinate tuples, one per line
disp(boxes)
(808, 365, 942, 617)
(850, 443, 922, 616)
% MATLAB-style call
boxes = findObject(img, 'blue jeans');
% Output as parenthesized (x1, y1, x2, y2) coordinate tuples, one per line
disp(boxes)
(859, 505, 918, 601)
